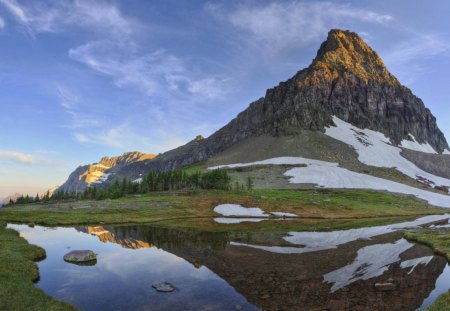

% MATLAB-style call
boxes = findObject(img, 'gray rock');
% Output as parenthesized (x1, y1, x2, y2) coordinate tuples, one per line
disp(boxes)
(152, 282, 176, 292)
(63, 250, 97, 264)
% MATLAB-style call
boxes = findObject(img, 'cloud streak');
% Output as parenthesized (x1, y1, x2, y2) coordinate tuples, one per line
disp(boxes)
(0, 150, 37, 165)
(208, 1, 392, 53)
(0, 0, 138, 37)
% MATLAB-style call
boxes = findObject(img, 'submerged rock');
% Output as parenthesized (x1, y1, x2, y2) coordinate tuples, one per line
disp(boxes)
(152, 282, 176, 292)
(63, 250, 97, 264)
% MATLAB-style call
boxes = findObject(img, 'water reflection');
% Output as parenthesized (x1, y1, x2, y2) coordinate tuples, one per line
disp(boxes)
(8, 222, 450, 311)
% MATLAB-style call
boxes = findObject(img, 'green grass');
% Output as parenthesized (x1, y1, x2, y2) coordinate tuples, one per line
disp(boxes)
(0, 189, 444, 231)
(180, 160, 207, 174)
(404, 229, 450, 310)
(0, 222, 76, 310)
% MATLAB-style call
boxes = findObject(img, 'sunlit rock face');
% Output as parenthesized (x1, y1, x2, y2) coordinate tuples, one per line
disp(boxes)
(58, 152, 156, 193)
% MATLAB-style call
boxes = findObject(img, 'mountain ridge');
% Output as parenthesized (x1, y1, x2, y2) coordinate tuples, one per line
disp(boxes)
(58, 29, 450, 193)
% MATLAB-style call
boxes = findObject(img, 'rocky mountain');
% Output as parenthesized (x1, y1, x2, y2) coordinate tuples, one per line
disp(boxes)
(59, 29, 450, 197)
(58, 151, 156, 193)
(115, 30, 448, 176)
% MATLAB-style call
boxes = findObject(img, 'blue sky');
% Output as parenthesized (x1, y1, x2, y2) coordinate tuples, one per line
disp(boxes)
(0, 0, 450, 197)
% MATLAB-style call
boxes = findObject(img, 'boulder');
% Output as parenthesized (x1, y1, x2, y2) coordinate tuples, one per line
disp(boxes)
(63, 250, 97, 264)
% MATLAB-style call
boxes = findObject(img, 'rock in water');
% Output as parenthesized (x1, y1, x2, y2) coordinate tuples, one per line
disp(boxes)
(152, 282, 176, 292)
(63, 250, 97, 264)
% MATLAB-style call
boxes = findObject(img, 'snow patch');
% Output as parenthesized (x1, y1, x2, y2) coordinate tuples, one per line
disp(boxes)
(323, 239, 413, 292)
(284, 163, 450, 207)
(91, 173, 111, 184)
(230, 242, 306, 253)
(325, 116, 450, 190)
(444, 149, 450, 155)
(270, 212, 298, 217)
(133, 177, 143, 184)
(214, 218, 266, 224)
(213, 204, 269, 217)
(400, 134, 437, 154)
(400, 256, 433, 274)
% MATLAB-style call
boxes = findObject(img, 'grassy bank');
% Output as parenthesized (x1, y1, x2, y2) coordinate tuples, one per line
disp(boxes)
(0, 222, 76, 310)
(0, 189, 445, 231)
(404, 229, 450, 311)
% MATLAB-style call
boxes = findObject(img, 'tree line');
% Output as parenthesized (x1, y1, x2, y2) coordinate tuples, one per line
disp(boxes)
(6, 169, 234, 205)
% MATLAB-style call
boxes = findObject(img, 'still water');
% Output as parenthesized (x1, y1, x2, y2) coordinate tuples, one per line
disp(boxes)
(8, 217, 450, 311)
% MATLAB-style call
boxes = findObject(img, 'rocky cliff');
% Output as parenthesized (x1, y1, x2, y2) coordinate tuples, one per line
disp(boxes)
(111, 29, 448, 182)
(58, 151, 156, 193)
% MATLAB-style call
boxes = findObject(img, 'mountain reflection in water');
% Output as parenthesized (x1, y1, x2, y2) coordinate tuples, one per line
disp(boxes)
(8, 222, 449, 311)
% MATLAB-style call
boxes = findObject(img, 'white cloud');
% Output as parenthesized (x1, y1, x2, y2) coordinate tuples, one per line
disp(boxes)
(0, 0, 138, 37)
(0, 16, 5, 29)
(209, 1, 392, 53)
(69, 41, 229, 99)
(385, 34, 450, 66)
(0, 150, 37, 164)
(383, 33, 450, 84)
(0, 0, 27, 23)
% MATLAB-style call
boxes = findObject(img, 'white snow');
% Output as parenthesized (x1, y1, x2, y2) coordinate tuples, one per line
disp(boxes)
(284, 162, 450, 207)
(133, 177, 143, 184)
(230, 214, 450, 254)
(323, 239, 413, 292)
(400, 256, 433, 274)
(325, 116, 450, 190)
(213, 204, 269, 217)
(214, 218, 266, 224)
(270, 212, 298, 217)
(400, 134, 437, 154)
(444, 149, 450, 155)
(212, 155, 450, 207)
(91, 173, 111, 184)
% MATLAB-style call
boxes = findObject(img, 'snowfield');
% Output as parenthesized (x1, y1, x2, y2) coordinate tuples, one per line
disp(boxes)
(444, 149, 450, 155)
(214, 218, 266, 224)
(210, 156, 450, 207)
(213, 204, 298, 219)
(325, 116, 450, 189)
(214, 204, 268, 217)
(400, 134, 437, 154)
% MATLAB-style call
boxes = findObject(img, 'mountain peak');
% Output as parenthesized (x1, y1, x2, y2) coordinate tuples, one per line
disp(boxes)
(304, 29, 399, 86)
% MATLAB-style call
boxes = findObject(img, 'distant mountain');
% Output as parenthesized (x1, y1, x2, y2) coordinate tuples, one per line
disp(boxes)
(58, 29, 450, 202)
(0, 193, 22, 206)
(58, 152, 156, 193)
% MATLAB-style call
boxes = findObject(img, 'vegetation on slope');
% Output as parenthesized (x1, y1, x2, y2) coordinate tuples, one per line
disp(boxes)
(1, 189, 445, 231)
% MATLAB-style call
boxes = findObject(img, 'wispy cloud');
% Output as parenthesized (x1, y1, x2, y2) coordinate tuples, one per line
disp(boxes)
(385, 34, 450, 65)
(0, 150, 37, 165)
(0, 0, 138, 37)
(383, 33, 450, 84)
(73, 123, 156, 151)
(68, 41, 229, 100)
(0, 15, 5, 28)
(207, 1, 392, 53)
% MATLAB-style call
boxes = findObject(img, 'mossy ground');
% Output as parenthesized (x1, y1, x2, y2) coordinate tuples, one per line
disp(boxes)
(0, 222, 76, 311)
(0, 189, 444, 231)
